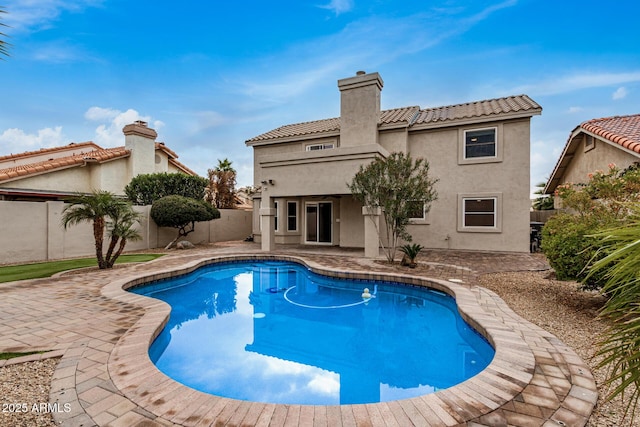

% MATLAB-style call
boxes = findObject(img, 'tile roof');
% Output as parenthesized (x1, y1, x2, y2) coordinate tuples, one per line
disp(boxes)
(0, 146, 129, 182)
(580, 113, 640, 154)
(246, 95, 541, 144)
(0, 142, 197, 183)
(544, 113, 640, 194)
(0, 142, 101, 163)
(412, 95, 541, 125)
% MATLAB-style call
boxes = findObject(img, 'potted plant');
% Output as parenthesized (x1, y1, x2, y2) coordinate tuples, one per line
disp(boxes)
(399, 243, 423, 268)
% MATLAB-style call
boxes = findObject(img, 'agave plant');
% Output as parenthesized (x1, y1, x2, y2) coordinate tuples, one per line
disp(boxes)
(399, 243, 423, 268)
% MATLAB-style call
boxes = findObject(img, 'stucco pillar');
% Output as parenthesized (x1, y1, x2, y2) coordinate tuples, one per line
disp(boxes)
(362, 206, 381, 258)
(260, 196, 276, 252)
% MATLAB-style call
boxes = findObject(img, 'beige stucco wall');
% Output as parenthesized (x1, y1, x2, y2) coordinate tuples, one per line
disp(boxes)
(405, 119, 531, 252)
(0, 202, 252, 265)
(251, 117, 532, 252)
(559, 136, 640, 186)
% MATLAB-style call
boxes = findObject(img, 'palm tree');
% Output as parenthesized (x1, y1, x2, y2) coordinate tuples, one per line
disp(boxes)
(62, 191, 141, 269)
(586, 205, 640, 421)
(206, 158, 237, 209)
(0, 6, 10, 59)
(532, 181, 554, 210)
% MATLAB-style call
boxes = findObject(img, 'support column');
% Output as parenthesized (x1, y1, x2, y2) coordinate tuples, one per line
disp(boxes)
(362, 206, 381, 258)
(260, 195, 276, 252)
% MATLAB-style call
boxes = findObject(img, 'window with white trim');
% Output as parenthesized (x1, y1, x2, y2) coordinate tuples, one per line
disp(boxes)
(463, 198, 496, 227)
(464, 128, 496, 159)
(458, 193, 502, 232)
(287, 201, 298, 232)
(306, 143, 335, 151)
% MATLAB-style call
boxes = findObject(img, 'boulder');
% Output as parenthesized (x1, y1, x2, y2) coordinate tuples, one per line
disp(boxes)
(176, 240, 196, 250)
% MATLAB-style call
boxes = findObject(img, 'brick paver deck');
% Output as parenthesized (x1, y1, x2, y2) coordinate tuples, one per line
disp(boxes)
(0, 242, 597, 426)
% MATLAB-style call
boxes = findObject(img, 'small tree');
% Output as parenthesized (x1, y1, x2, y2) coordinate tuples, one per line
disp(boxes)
(150, 195, 220, 249)
(206, 158, 237, 209)
(532, 180, 554, 210)
(61, 191, 141, 269)
(125, 173, 208, 205)
(348, 152, 438, 262)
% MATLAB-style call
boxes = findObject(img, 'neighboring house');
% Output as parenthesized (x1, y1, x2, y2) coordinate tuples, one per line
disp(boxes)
(0, 121, 196, 201)
(245, 71, 542, 255)
(544, 114, 640, 207)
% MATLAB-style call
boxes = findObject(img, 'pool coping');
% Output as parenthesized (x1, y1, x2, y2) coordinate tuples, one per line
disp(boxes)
(100, 253, 539, 426)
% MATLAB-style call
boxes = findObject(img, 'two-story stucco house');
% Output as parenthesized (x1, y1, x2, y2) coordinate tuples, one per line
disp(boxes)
(246, 71, 542, 255)
(0, 121, 196, 201)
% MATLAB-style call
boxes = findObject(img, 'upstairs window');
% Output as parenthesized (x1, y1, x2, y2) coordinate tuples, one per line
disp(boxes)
(464, 128, 496, 159)
(306, 143, 335, 151)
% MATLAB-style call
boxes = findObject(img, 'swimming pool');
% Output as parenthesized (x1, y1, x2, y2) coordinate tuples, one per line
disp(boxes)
(131, 260, 494, 405)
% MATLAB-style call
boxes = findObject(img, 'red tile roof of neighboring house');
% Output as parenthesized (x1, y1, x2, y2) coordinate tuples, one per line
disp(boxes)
(246, 95, 541, 144)
(544, 113, 640, 194)
(580, 114, 640, 154)
(0, 141, 101, 162)
(0, 146, 129, 182)
(0, 142, 197, 183)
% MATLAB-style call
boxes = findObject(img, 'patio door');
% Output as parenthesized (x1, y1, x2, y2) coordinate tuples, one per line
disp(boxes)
(305, 202, 332, 244)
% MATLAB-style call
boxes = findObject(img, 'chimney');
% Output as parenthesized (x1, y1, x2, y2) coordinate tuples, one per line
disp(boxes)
(123, 121, 157, 180)
(337, 71, 383, 147)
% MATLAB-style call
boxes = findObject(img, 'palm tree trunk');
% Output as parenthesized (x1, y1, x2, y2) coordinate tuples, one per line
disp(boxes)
(93, 217, 107, 269)
(107, 238, 128, 268)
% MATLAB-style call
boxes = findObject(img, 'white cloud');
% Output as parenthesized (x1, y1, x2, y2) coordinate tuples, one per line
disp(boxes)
(612, 86, 628, 100)
(0, 126, 66, 154)
(506, 71, 640, 97)
(567, 106, 584, 113)
(317, 0, 354, 16)
(3, 0, 105, 32)
(84, 107, 163, 147)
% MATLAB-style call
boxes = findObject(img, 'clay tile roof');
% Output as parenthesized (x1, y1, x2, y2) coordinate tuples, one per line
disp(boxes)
(412, 95, 541, 125)
(580, 114, 640, 154)
(247, 117, 341, 143)
(246, 95, 540, 144)
(380, 106, 421, 126)
(0, 147, 129, 183)
(0, 141, 101, 162)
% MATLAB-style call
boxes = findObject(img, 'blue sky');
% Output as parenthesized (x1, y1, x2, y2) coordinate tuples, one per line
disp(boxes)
(1, 1, 639, 195)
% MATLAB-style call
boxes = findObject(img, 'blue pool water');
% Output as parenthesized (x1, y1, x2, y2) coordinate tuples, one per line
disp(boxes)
(131, 260, 494, 405)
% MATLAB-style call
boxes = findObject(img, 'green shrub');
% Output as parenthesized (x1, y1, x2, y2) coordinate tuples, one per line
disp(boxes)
(541, 213, 608, 290)
(125, 173, 209, 205)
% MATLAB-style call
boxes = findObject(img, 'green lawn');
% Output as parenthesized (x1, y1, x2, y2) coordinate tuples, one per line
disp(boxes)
(0, 351, 47, 360)
(0, 254, 165, 283)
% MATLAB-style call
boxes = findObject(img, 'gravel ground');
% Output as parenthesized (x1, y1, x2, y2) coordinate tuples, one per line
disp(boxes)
(0, 358, 57, 427)
(478, 270, 636, 427)
(0, 268, 636, 426)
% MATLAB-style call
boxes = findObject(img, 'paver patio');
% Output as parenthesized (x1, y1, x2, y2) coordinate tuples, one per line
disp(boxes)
(0, 241, 597, 426)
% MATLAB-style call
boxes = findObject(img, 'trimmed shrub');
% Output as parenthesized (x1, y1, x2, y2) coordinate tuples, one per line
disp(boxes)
(541, 213, 608, 290)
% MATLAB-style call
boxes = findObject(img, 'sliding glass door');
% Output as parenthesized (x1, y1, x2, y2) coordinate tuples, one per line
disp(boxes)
(305, 202, 332, 244)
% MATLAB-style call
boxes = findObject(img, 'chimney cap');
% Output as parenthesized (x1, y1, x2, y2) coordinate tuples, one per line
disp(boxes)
(356, 70, 366, 75)
(123, 121, 157, 139)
